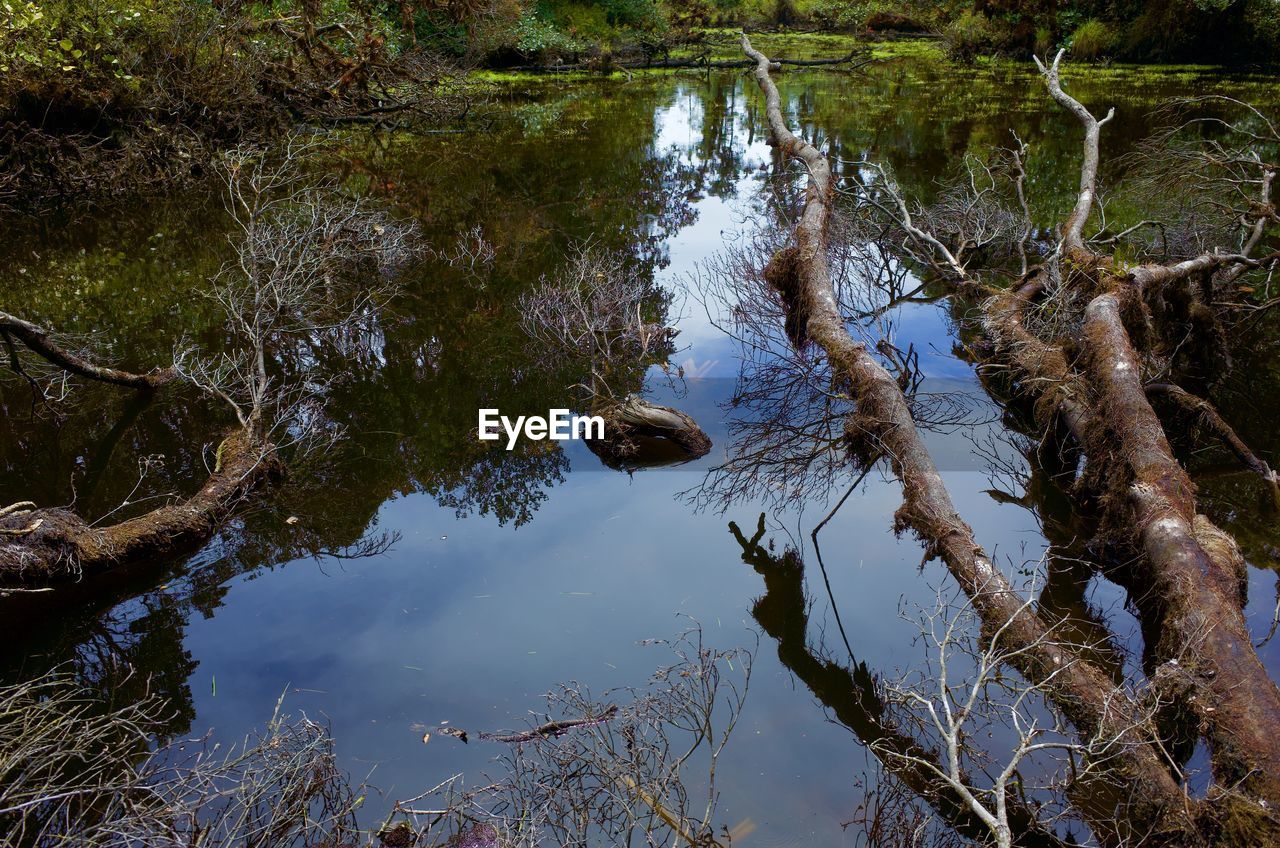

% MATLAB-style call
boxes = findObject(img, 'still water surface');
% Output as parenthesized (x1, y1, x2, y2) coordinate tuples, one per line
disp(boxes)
(4, 43, 1280, 844)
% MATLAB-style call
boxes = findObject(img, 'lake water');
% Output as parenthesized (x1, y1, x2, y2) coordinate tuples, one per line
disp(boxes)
(3, 39, 1280, 845)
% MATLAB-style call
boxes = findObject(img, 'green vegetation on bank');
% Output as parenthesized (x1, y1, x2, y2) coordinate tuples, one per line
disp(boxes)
(2, 1, 1277, 208)
(400, 1, 1280, 65)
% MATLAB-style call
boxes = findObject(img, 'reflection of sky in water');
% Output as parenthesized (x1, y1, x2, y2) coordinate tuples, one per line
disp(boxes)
(172, 84, 1055, 846)
(187, 465, 1051, 843)
(169, 75, 1248, 847)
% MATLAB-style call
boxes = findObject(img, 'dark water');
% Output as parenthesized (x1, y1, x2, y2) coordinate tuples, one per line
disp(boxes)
(3, 40, 1280, 845)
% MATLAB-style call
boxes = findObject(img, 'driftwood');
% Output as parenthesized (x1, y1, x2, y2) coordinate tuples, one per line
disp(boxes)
(502, 50, 870, 74)
(740, 34, 1203, 845)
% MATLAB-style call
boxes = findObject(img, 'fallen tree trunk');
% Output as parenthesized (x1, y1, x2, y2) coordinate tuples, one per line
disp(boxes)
(740, 34, 1205, 846)
(0, 429, 279, 587)
(982, 273, 1280, 821)
(1081, 290, 1280, 808)
(1001, 51, 1280, 812)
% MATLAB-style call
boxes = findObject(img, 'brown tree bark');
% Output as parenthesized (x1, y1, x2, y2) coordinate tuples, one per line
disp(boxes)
(0, 429, 278, 587)
(1019, 50, 1280, 811)
(1080, 290, 1280, 809)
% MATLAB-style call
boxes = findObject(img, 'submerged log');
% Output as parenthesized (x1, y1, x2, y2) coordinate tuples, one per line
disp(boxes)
(502, 50, 870, 74)
(740, 35, 1204, 844)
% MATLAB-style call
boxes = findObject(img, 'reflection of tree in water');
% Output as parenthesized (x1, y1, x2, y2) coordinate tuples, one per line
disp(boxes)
(0, 81, 723, 734)
(729, 514, 1070, 848)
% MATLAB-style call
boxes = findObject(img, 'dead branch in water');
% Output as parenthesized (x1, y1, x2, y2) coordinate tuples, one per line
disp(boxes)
(478, 704, 619, 743)
(802, 45, 1280, 839)
(738, 33, 1280, 844)
(0, 312, 174, 391)
(0, 141, 419, 588)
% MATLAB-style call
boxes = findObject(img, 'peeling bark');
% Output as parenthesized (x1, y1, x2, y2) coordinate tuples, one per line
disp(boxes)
(1081, 291, 1280, 807)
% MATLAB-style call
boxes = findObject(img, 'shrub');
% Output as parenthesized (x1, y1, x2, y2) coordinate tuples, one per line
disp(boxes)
(810, 0, 871, 29)
(513, 12, 584, 59)
(1068, 19, 1115, 61)
(944, 11, 996, 61)
(1035, 26, 1054, 56)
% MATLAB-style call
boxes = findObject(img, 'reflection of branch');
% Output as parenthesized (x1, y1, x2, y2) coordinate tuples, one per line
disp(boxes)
(728, 515, 1067, 848)
(78, 390, 158, 508)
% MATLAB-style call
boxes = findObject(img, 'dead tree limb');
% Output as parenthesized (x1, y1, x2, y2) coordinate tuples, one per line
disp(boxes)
(478, 704, 619, 743)
(0, 311, 175, 390)
(1145, 382, 1280, 500)
(1033, 50, 1114, 261)
(1, 142, 415, 590)
(741, 34, 1200, 845)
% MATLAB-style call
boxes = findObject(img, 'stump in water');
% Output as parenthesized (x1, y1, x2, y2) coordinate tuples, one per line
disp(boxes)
(588, 396, 712, 469)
